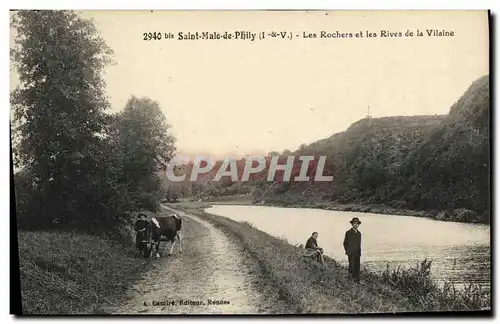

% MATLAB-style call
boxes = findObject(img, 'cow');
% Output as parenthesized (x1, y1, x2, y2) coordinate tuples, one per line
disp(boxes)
(145, 213, 183, 258)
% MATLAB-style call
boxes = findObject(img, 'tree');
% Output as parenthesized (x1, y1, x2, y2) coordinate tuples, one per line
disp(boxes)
(112, 96, 176, 211)
(10, 10, 114, 229)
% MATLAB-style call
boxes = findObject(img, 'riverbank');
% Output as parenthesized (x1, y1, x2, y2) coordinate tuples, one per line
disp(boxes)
(257, 196, 488, 224)
(170, 202, 491, 314)
(183, 193, 488, 225)
(17, 230, 151, 314)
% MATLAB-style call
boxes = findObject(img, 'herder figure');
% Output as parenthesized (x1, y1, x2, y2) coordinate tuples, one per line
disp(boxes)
(134, 213, 149, 253)
(343, 217, 362, 282)
(305, 231, 325, 265)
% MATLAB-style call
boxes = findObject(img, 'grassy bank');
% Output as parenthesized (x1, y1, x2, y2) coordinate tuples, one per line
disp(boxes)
(171, 202, 491, 314)
(18, 229, 150, 314)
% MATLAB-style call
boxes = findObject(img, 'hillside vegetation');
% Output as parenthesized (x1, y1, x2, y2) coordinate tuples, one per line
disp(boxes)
(257, 75, 490, 223)
(398, 75, 490, 221)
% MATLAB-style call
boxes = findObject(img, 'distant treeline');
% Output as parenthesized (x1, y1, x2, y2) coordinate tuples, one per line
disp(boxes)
(11, 11, 176, 235)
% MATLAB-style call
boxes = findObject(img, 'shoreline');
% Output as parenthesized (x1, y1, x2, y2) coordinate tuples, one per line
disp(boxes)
(245, 196, 487, 225)
(187, 195, 488, 225)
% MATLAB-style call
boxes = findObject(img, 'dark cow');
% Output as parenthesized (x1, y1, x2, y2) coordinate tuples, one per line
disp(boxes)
(145, 213, 183, 258)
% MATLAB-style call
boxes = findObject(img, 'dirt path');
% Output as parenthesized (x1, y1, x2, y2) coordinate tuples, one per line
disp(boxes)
(105, 206, 275, 315)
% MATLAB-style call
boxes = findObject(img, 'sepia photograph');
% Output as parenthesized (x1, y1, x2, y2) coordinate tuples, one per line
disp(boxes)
(10, 9, 491, 315)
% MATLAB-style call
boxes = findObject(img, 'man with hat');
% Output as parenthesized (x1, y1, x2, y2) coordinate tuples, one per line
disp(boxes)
(343, 217, 362, 282)
(134, 213, 149, 253)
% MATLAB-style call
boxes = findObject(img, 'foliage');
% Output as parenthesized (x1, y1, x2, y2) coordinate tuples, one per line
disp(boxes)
(11, 10, 176, 232)
(11, 10, 114, 230)
(399, 76, 490, 220)
(110, 96, 176, 211)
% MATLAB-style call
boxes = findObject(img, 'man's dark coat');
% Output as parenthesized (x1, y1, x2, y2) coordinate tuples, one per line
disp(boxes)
(343, 228, 362, 256)
(343, 228, 362, 282)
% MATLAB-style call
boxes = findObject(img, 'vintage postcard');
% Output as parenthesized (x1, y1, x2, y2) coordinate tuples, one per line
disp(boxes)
(10, 10, 491, 315)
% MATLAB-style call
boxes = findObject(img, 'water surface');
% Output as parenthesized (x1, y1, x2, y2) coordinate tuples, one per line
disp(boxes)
(205, 205, 490, 287)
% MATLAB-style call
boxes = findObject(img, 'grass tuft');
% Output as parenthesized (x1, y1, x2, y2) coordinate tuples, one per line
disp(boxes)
(379, 259, 490, 311)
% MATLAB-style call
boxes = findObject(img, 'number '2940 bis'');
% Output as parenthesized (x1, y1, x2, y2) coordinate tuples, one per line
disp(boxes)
(143, 32, 175, 40)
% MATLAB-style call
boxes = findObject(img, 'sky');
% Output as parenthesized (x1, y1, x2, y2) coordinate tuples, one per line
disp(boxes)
(10, 10, 489, 160)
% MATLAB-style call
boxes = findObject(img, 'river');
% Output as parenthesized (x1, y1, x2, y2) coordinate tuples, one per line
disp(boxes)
(204, 205, 490, 288)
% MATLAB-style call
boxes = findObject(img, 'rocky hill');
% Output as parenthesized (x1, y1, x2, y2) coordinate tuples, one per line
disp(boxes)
(257, 75, 490, 223)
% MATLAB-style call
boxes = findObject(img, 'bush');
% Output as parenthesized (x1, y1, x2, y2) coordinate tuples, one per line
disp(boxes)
(380, 259, 490, 311)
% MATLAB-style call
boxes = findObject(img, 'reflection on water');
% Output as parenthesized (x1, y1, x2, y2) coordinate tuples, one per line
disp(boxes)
(205, 205, 490, 288)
